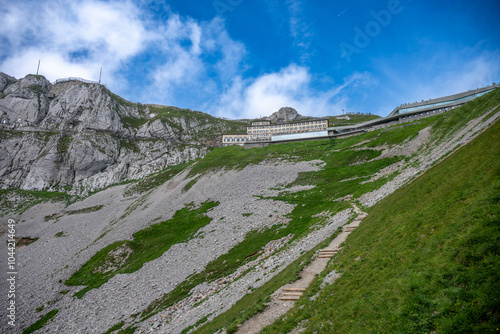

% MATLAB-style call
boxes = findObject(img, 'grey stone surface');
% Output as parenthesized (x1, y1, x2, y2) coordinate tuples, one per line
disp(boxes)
(266, 107, 303, 122)
(0, 72, 16, 92)
(0, 159, 323, 334)
(0, 74, 239, 195)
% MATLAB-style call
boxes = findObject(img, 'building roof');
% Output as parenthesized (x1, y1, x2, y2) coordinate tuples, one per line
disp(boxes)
(388, 84, 500, 117)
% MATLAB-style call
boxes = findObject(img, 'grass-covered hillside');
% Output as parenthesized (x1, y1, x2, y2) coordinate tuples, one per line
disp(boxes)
(11, 89, 499, 334)
(329, 114, 381, 126)
(185, 90, 500, 334)
(119, 103, 249, 140)
(262, 110, 500, 333)
(103, 85, 248, 138)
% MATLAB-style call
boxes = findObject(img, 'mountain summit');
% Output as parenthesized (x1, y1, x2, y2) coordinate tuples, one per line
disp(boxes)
(0, 73, 246, 195)
(267, 107, 303, 122)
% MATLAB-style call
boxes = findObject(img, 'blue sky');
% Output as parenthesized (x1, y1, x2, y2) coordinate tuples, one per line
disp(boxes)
(1, 0, 499, 119)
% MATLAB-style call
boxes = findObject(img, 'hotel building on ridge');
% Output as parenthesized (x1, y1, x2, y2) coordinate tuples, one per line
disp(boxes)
(222, 119, 329, 145)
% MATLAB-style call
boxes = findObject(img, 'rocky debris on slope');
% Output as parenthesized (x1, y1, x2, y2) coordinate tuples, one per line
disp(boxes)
(143, 234, 295, 328)
(149, 209, 352, 334)
(0, 73, 242, 195)
(4, 159, 321, 334)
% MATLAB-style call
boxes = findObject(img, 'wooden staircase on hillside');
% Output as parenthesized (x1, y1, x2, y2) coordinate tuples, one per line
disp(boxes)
(278, 288, 306, 301)
(318, 248, 339, 258)
(343, 226, 358, 232)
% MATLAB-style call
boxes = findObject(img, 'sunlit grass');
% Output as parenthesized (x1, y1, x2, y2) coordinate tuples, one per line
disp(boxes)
(262, 114, 500, 334)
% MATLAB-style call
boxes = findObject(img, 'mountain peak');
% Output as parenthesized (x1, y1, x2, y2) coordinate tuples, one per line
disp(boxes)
(267, 106, 303, 122)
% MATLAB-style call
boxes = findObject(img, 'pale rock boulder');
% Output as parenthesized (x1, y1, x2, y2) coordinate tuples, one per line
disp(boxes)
(267, 106, 303, 122)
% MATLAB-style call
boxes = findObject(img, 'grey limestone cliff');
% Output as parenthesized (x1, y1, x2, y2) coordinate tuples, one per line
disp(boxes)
(0, 73, 246, 195)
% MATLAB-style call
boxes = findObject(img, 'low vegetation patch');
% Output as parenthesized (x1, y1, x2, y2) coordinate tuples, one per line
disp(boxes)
(103, 320, 125, 334)
(44, 205, 104, 222)
(65, 201, 219, 298)
(0, 188, 71, 216)
(328, 114, 381, 126)
(22, 309, 58, 334)
(120, 116, 149, 128)
(182, 176, 201, 193)
(14, 237, 39, 247)
(67, 205, 104, 215)
(120, 138, 140, 153)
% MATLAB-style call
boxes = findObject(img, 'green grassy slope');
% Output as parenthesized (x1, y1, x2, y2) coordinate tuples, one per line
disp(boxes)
(30, 89, 498, 333)
(187, 89, 500, 333)
(329, 114, 381, 126)
(262, 117, 500, 333)
(117, 102, 248, 138)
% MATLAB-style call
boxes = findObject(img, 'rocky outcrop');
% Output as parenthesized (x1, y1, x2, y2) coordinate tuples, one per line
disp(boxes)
(267, 107, 303, 122)
(0, 72, 16, 92)
(0, 73, 244, 195)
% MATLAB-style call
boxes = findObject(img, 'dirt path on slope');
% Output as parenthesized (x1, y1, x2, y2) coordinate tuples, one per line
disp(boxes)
(236, 203, 367, 334)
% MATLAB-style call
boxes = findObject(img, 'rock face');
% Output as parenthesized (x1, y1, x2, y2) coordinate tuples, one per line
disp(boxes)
(0, 73, 244, 195)
(267, 107, 303, 122)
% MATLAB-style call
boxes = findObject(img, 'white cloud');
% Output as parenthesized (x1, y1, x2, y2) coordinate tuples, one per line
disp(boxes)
(0, 0, 149, 85)
(420, 53, 500, 96)
(0, 0, 376, 119)
(2, 50, 97, 80)
(286, 0, 313, 62)
(211, 64, 372, 119)
(0, 0, 247, 108)
(143, 16, 247, 106)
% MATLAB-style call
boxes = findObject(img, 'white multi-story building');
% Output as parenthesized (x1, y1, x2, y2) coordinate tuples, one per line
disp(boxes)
(222, 119, 329, 146)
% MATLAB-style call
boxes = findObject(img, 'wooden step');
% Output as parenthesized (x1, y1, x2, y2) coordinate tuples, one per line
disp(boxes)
(283, 288, 306, 292)
(278, 296, 300, 301)
(282, 292, 303, 296)
(318, 255, 333, 258)
(319, 251, 337, 254)
(321, 248, 339, 252)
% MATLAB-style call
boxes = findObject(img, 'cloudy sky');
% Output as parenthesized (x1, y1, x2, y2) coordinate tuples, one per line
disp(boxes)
(1, 0, 499, 119)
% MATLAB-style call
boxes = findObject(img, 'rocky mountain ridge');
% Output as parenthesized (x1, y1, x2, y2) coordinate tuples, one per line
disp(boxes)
(0, 73, 246, 195)
(265, 106, 304, 122)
